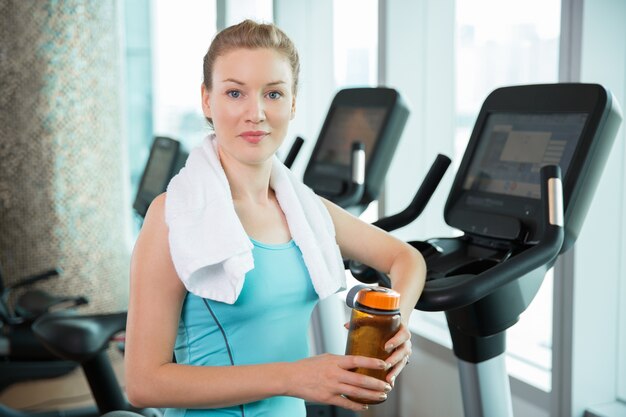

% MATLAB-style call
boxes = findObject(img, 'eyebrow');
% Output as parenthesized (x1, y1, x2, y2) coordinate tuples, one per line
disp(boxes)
(221, 78, 288, 87)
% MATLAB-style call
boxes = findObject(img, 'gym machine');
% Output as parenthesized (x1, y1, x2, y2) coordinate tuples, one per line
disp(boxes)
(353, 83, 622, 417)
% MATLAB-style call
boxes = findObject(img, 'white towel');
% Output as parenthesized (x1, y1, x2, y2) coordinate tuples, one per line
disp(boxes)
(164, 134, 346, 304)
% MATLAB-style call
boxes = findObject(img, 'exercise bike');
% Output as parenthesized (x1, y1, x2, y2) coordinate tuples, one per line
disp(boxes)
(1, 260, 91, 414)
(350, 83, 622, 417)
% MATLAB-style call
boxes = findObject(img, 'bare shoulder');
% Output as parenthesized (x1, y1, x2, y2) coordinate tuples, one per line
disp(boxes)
(131, 192, 184, 292)
(137, 193, 169, 242)
(144, 192, 167, 224)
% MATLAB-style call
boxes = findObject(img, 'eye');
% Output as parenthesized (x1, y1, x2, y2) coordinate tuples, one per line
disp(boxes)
(226, 90, 241, 99)
(267, 91, 283, 100)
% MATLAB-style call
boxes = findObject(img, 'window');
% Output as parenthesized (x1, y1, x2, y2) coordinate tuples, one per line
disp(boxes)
(123, 0, 154, 203)
(152, 0, 217, 152)
(333, 0, 379, 89)
(225, 0, 273, 26)
(453, 0, 561, 389)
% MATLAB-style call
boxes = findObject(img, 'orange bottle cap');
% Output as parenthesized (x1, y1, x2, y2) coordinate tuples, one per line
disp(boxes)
(355, 287, 401, 311)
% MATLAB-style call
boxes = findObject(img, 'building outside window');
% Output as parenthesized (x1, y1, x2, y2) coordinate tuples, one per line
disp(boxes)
(333, 0, 379, 89)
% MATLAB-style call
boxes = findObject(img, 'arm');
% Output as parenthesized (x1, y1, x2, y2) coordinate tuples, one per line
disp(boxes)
(321, 197, 426, 384)
(125, 194, 390, 411)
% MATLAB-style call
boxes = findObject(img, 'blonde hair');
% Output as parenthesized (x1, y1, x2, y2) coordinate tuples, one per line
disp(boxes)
(203, 20, 300, 96)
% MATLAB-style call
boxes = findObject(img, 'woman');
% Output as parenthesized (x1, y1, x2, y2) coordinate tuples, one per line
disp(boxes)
(125, 20, 426, 416)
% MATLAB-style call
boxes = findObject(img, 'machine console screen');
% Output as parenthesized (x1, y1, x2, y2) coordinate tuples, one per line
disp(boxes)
(463, 112, 588, 199)
(316, 106, 387, 166)
(142, 145, 176, 195)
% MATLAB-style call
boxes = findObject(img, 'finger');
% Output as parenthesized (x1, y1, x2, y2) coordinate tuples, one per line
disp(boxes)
(384, 329, 410, 353)
(341, 355, 389, 371)
(339, 368, 392, 392)
(333, 394, 371, 412)
(384, 324, 411, 353)
(343, 321, 350, 330)
(337, 382, 389, 404)
(386, 355, 410, 386)
(384, 341, 412, 366)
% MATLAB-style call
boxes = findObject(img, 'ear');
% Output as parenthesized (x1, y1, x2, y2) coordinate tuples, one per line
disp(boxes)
(201, 84, 212, 118)
(290, 96, 296, 120)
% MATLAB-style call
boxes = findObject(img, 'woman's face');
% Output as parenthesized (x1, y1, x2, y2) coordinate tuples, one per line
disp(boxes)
(202, 48, 296, 167)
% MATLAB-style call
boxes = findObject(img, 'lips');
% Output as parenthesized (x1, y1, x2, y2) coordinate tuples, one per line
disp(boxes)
(240, 131, 268, 144)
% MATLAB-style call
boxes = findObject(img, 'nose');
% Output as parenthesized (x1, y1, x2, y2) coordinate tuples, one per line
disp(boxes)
(246, 95, 266, 123)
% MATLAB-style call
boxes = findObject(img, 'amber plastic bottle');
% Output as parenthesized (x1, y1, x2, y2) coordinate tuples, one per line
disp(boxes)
(344, 285, 401, 404)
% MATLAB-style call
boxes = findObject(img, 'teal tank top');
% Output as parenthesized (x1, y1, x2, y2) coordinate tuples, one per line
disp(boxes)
(164, 238, 319, 417)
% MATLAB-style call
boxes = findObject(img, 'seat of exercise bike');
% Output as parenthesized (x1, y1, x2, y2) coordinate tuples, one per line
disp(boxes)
(32, 312, 127, 363)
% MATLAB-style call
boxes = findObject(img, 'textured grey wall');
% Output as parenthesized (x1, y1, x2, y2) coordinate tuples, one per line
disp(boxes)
(0, 0, 130, 312)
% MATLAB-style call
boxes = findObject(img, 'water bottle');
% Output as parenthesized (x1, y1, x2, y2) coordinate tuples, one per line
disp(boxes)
(344, 285, 401, 404)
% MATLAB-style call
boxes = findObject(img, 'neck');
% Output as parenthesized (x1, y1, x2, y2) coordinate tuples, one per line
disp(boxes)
(217, 147, 274, 205)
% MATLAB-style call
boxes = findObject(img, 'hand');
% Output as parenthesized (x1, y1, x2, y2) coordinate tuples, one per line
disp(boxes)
(286, 353, 393, 411)
(383, 323, 412, 387)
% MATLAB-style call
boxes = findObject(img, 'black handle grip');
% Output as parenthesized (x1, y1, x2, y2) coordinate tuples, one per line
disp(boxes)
(284, 136, 304, 169)
(374, 154, 451, 232)
(416, 165, 565, 311)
